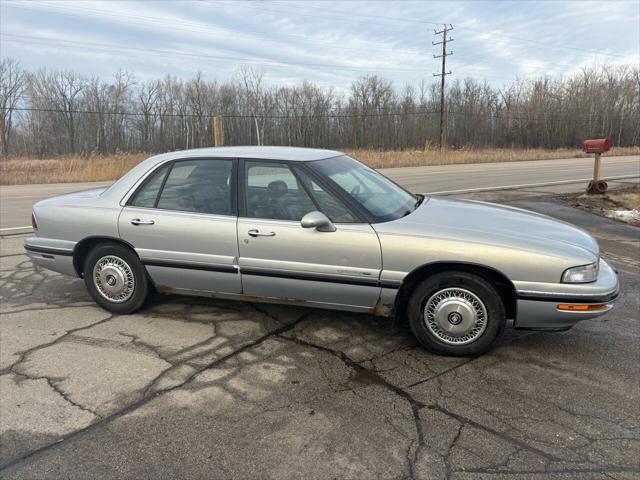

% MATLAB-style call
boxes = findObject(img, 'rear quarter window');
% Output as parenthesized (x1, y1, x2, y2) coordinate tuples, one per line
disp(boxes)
(128, 164, 170, 208)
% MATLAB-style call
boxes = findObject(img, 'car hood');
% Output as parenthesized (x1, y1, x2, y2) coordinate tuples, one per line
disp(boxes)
(375, 197, 599, 258)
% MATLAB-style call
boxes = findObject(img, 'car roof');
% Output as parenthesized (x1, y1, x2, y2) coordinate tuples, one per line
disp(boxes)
(149, 146, 343, 162)
(102, 146, 344, 200)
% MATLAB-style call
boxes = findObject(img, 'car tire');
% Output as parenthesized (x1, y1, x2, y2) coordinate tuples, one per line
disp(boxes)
(83, 243, 148, 314)
(407, 271, 506, 356)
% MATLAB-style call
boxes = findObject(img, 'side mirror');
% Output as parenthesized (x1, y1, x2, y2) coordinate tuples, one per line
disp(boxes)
(301, 211, 336, 232)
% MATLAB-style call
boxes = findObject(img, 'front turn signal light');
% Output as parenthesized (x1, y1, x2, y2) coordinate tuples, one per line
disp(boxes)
(557, 304, 608, 312)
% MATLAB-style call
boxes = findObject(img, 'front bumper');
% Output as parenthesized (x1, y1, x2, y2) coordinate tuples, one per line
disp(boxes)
(514, 258, 619, 330)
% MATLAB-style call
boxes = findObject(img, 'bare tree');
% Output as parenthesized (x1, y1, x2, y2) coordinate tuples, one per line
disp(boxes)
(27, 69, 87, 154)
(108, 70, 135, 153)
(53, 71, 86, 154)
(238, 66, 270, 145)
(0, 59, 26, 156)
(3, 59, 638, 157)
(137, 80, 160, 150)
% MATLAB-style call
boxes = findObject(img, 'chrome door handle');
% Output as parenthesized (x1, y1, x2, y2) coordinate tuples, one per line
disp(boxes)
(131, 218, 155, 226)
(248, 229, 275, 237)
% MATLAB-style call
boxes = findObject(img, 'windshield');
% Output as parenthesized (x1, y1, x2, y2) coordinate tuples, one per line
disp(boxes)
(309, 155, 418, 222)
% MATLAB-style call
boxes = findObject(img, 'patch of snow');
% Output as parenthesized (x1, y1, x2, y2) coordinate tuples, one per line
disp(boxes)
(605, 209, 640, 222)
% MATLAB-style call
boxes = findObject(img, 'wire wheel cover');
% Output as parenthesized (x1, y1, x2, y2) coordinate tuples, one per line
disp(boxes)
(93, 255, 135, 303)
(423, 287, 488, 345)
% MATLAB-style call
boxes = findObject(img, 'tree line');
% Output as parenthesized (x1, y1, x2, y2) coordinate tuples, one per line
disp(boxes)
(1, 59, 638, 157)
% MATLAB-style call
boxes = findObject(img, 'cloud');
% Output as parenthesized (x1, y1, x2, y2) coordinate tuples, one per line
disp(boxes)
(1, 0, 637, 89)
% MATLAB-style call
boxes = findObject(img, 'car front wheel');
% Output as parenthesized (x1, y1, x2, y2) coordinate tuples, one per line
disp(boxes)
(83, 243, 148, 314)
(408, 271, 506, 356)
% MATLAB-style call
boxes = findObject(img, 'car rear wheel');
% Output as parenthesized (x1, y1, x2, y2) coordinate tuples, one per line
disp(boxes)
(407, 271, 506, 356)
(83, 243, 148, 314)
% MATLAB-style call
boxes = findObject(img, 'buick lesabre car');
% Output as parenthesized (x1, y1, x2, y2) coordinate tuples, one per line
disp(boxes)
(25, 147, 619, 355)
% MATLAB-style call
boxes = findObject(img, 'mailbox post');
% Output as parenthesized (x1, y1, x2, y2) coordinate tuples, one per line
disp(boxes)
(583, 138, 611, 194)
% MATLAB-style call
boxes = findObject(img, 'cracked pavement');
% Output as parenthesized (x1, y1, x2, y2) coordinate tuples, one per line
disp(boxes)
(0, 190, 638, 479)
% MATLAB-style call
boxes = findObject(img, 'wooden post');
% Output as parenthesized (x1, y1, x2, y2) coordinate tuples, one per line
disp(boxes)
(593, 152, 601, 182)
(212, 116, 223, 147)
(587, 152, 607, 193)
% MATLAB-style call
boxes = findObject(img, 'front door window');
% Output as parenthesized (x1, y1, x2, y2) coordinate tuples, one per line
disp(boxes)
(244, 161, 355, 223)
(244, 161, 315, 221)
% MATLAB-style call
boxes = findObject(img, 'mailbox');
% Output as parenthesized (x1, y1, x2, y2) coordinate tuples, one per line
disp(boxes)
(582, 138, 611, 154)
(583, 138, 611, 194)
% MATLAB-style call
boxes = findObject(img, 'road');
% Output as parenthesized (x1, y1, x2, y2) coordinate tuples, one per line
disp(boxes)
(379, 154, 639, 193)
(1, 188, 638, 478)
(1, 155, 638, 233)
(0, 181, 113, 234)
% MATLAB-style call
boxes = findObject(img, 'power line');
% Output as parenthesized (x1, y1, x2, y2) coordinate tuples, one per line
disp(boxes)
(0, 35, 559, 86)
(212, 0, 436, 30)
(0, 33, 429, 74)
(455, 25, 630, 59)
(3, 2, 621, 80)
(4, 105, 632, 122)
(4, 33, 579, 85)
(1, 1, 427, 57)
(9, 92, 624, 117)
(264, 0, 631, 59)
(8, 0, 607, 75)
(269, 0, 446, 26)
(17, 0, 624, 60)
(3, 105, 438, 119)
(449, 55, 578, 75)
(9, 78, 628, 119)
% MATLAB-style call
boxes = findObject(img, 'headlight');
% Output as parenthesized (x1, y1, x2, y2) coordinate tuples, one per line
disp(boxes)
(562, 262, 599, 283)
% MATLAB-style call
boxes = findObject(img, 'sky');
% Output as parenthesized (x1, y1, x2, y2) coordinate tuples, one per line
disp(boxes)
(1, 0, 638, 91)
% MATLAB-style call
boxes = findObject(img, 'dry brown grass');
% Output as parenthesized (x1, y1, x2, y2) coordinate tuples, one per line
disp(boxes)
(347, 146, 640, 169)
(1, 147, 638, 185)
(0, 153, 147, 185)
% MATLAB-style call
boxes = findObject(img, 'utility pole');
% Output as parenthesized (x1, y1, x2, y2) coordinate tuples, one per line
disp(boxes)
(433, 24, 453, 150)
(212, 116, 223, 146)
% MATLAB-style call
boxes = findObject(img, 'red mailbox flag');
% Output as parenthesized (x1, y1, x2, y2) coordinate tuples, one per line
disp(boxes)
(582, 139, 611, 154)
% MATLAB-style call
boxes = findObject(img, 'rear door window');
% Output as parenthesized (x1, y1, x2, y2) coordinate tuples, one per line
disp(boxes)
(156, 159, 233, 215)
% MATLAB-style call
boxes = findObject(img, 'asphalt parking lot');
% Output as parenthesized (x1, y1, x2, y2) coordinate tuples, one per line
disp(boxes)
(1, 187, 639, 479)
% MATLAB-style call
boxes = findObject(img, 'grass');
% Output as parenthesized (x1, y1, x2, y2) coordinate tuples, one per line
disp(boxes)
(565, 185, 640, 226)
(347, 146, 640, 169)
(0, 153, 147, 186)
(1, 147, 639, 185)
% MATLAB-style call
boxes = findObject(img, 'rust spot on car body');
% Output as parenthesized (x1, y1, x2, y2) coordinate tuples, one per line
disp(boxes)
(370, 296, 394, 317)
(208, 291, 312, 306)
(157, 285, 174, 295)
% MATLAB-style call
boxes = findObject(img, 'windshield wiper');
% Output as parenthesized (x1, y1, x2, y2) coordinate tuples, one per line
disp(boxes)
(400, 195, 424, 218)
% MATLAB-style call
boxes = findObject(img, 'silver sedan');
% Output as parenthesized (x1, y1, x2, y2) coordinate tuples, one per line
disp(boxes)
(25, 147, 619, 356)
